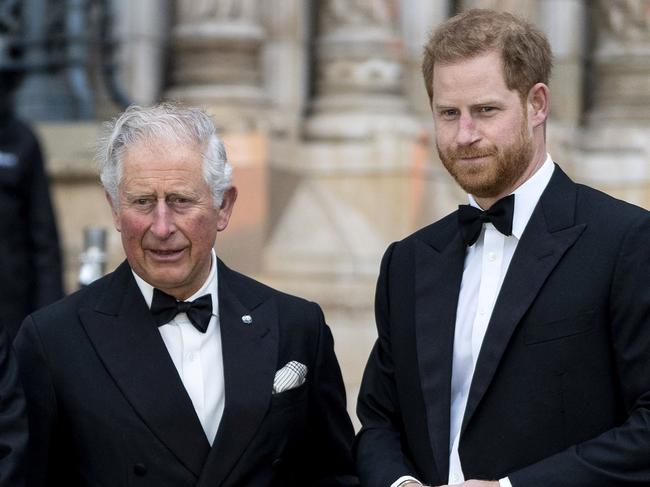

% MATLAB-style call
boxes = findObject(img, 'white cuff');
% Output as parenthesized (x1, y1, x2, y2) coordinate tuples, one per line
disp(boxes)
(391, 475, 421, 487)
(499, 477, 513, 487)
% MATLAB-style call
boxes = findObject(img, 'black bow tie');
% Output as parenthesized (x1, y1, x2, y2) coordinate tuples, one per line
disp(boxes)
(150, 288, 213, 333)
(458, 194, 515, 246)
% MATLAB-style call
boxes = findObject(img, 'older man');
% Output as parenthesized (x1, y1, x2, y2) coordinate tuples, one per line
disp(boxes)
(15, 104, 357, 487)
(355, 9, 650, 487)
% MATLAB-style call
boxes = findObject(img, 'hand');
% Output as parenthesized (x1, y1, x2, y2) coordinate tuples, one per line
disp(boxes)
(438, 481, 499, 487)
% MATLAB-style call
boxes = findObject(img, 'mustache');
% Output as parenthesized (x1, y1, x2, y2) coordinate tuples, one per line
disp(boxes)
(445, 146, 498, 159)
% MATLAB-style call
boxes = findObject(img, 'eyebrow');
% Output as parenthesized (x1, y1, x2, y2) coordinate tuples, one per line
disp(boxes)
(434, 99, 504, 110)
(123, 190, 202, 200)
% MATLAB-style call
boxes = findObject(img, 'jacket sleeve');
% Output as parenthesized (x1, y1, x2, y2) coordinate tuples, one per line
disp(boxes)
(307, 303, 359, 487)
(509, 214, 650, 486)
(13, 316, 58, 487)
(355, 243, 419, 487)
(0, 326, 27, 487)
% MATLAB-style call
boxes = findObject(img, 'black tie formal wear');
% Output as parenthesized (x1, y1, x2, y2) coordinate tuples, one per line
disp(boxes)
(150, 288, 213, 333)
(458, 194, 515, 246)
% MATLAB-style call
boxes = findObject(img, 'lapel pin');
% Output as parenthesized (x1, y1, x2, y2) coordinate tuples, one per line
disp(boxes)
(241, 314, 253, 325)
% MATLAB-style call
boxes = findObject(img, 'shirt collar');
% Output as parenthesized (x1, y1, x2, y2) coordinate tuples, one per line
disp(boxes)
(468, 153, 555, 239)
(132, 248, 219, 316)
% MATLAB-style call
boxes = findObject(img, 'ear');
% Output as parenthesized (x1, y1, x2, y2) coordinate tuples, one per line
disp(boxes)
(106, 191, 121, 232)
(216, 187, 238, 232)
(527, 82, 550, 128)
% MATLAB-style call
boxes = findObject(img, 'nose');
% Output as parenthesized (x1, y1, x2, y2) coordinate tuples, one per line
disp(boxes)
(455, 113, 480, 146)
(150, 200, 175, 239)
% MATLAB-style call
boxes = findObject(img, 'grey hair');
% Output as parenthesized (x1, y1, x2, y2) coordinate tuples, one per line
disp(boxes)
(97, 103, 233, 209)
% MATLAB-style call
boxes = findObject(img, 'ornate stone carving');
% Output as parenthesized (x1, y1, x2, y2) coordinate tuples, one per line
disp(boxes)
(167, 0, 266, 130)
(601, 0, 650, 42)
(589, 0, 650, 123)
(309, 0, 414, 137)
(178, 0, 258, 25)
(320, 0, 393, 31)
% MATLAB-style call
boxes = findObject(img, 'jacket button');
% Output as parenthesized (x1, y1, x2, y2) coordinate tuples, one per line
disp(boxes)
(272, 458, 283, 470)
(133, 463, 147, 476)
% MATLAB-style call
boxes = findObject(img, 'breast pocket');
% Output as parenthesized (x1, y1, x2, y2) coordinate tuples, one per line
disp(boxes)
(270, 383, 308, 411)
(524, 311, 595, 345)
(267, 383, 309, 456)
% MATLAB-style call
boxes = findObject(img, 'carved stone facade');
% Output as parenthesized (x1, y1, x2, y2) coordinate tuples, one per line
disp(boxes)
(34, 0, 650, 420)
(166, 0, 266, 131)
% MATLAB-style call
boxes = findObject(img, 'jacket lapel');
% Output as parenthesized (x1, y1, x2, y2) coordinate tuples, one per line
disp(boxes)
(461, 166, 587, 434)
(197, 261, 278, 487)
(414, 219, 466, 481)
(78, 261, 211, 477)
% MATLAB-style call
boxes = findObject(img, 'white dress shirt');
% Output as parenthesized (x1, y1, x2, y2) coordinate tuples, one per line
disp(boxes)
(132, 249, 225, 445)
(392, 155, 554, 487)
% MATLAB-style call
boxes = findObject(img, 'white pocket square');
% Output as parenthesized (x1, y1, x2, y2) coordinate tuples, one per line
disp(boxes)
(273, 361, 307, 394)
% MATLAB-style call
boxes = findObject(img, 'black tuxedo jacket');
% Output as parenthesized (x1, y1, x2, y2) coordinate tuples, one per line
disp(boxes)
(0, 326, 27, 487)
(355, 166, 650, 486)
(15, 259, 358, 486)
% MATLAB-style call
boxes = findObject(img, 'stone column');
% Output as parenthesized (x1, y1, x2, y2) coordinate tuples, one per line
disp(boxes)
(539, 0, 587, 125)
(115, 0, 170, 106)
(538, 0, 587, 171)
(574, 0, 650, 208)
(262, 0, 424, 419)
(261, 0, 310, 140)
(166, 0, 266, 130)
(588, 0, 650, 124)
(400, 0, 451, 119)
(305, 0, 413, 137)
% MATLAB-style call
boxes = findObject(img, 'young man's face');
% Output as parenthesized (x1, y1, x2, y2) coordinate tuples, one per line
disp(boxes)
(432, 50, 535, 203)
(109, 139, 236, 300)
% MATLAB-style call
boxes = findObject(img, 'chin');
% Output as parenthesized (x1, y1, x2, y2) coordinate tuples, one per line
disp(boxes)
(145, 270, 188, 289)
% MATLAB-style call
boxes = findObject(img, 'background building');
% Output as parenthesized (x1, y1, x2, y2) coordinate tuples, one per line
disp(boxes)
(3, 0, 649, 424)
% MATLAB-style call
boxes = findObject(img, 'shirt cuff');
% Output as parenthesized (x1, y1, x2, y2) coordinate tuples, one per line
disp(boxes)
(499, 477, 513, 487)
(391, 476, 421, 487)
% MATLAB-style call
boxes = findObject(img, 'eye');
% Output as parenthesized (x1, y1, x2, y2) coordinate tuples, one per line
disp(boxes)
(168, 195, 193, 207)
(477, 106, 497, 115)
(438, 109, 458, 121)
(130, 197, 153, 207)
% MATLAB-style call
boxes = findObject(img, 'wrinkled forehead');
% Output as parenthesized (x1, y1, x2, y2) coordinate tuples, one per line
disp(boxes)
(119, 138, 206, 178)
(121, 136, 205, 164)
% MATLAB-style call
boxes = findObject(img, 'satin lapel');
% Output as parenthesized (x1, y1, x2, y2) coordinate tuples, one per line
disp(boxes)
(78, 262, 210, 477)
(414, 228, 466, 482)
(197, 264, 278, 487)
(461, 167, 586, 434)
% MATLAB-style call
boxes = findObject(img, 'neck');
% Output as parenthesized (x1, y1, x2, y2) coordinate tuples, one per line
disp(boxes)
(474, 146, 547, 210)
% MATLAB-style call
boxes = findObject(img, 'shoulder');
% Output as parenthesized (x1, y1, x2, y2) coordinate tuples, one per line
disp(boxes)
(575, 183, 650, 224)
(405, 211, 458, 246)
(379, 210, 459, 267)
(25, 268, 120, 331)
(218, 263, 329, 358)
(218, 261, 323, 321)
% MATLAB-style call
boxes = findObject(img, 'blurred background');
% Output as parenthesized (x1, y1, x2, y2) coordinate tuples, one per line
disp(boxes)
(2, 0, 649, 424)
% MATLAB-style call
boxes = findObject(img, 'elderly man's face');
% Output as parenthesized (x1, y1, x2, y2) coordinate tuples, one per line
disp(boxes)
(109, 139, 236, 300)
